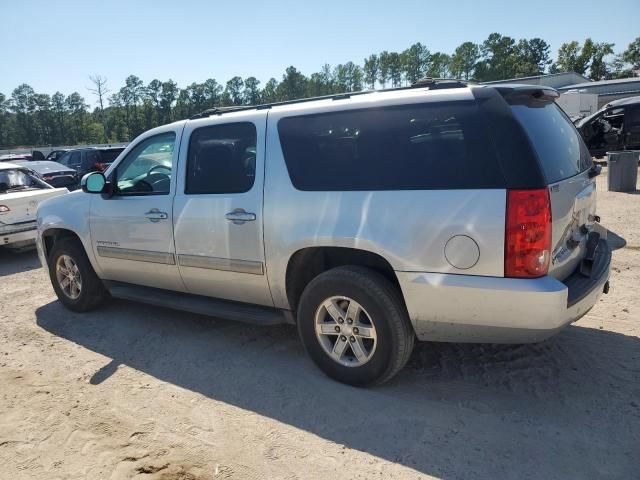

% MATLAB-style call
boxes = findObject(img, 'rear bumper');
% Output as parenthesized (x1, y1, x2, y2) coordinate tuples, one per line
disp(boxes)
(1, 224, 37, 247)
(397, 239, 612, 343)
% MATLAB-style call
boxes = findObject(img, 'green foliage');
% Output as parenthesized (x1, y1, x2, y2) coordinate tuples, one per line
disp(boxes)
(401, 43, 430, 84)
(622, 37, 640, 68)
(551, 38, 618, 80)
(474, 33, 517, 81)
(363, 54, 379, 89)
(450, 42, 480, 80)
(513, 38, 552, 77)
(0, 34, 635, 149)
(225, 76, 244, 105)
(426, 52, 451, 78)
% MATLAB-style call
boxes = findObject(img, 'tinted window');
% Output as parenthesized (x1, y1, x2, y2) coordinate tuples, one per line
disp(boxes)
(84, 150, 100, 168)
(278, 102, 503, 191)
(57, 152, 71, 167)
(116, 132, 175, 195)
(628, 106, 640, 126)
(100, 149, 125, 164)
(68, 151, 82, 169)
(186, 122, 256, 194)
(511, 103, 592, 183)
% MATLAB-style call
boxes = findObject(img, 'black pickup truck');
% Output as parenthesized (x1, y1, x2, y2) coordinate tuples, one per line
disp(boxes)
(576, 96, 640, 157)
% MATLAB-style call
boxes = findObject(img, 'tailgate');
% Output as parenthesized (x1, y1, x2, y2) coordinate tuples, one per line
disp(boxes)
(0, 188, 68, 225)
(548, 171, 597, 280)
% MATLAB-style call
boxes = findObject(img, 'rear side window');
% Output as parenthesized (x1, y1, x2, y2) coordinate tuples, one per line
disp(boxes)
(278, 102, 504, 191)
(84, 150, 100, 168)
(186, 122, 257, 194)
(68, 151, 81, 169)
(510, 103, 592, 183)
(100, 149, 124, 164)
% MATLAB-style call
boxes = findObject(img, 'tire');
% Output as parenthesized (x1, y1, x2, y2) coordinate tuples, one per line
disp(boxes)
(297, 266, 415, 386)
(47, 237, 108, 312)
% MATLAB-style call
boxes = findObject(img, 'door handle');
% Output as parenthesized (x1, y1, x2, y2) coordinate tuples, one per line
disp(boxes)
(225, 208, 256, 224)
(145, 208, 168, 222)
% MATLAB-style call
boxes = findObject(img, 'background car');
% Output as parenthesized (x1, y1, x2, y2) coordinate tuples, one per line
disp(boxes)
(45, 149, 70, 162)
(11, 160, 79, 190)
(0, 162, 68, 250)
(0, 153, 32, 162)
(56, 147, 125, 178)
(576, 96, 640, 157)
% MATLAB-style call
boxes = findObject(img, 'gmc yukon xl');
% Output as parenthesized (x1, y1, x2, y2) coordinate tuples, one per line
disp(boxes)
(37, 81, 612, 385)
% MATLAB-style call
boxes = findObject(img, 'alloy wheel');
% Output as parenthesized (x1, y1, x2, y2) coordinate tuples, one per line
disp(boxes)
(314, 296, 378, 367)
(55, 254, 82, 300)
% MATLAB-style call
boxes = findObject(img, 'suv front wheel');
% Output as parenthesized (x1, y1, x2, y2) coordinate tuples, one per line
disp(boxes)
(48, 237, 108, 312)
(297, 266, 415, 386)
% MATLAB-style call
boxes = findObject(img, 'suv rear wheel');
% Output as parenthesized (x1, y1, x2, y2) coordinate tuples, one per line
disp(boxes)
(297, 266, 415, 386)
(48, 237, 108, 312)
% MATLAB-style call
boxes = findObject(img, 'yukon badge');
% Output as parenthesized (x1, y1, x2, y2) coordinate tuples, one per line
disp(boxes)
(96, 240, 120, 247)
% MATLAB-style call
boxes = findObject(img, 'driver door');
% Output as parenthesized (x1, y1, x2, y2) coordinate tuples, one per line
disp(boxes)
(89, 127, 186, 291)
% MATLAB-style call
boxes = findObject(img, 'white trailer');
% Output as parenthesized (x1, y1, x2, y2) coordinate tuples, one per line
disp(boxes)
(556, 90, 599, 121)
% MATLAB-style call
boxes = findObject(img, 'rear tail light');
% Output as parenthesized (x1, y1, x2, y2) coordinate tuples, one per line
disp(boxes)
(43, 175, 53, 181)
(95, 162, 106, 171)
(505, 188, 552, 278)
(0, 205, 10, 214)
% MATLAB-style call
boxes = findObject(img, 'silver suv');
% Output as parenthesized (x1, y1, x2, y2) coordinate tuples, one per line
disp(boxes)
(36, 81, 612, 385)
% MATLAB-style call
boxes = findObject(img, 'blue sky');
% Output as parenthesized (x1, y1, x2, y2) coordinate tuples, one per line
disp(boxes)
(1, 0, 638, 105)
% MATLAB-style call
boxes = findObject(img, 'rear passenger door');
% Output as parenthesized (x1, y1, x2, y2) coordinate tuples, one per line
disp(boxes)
(173, 110, 273, 306)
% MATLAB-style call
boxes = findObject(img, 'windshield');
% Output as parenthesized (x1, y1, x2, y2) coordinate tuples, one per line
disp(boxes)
(511, 102, 592, 183)
(0, 169, 43, 192)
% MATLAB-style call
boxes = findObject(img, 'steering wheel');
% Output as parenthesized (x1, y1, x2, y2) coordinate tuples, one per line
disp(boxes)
(131, 164, 171, 192)
(146, 164, 172, 177)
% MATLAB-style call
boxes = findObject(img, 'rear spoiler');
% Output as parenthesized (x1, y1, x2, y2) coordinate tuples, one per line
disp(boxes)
(492, 84, 560, 105)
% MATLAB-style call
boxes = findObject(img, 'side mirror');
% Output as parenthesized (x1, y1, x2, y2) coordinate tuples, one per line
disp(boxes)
(81, 172, 106, 193)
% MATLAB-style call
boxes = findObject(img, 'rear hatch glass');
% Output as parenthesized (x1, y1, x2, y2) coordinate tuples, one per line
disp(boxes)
(511, 101, 596, 280)
(510, 102, 592, 183)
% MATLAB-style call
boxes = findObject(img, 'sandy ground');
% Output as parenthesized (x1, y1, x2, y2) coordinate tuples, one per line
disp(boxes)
(0, 171, 639, 480)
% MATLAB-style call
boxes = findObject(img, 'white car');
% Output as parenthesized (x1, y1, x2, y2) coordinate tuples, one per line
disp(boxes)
(0, 162, 68, 250)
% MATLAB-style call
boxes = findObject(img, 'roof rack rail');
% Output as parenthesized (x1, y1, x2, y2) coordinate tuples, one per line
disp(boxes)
(412, 77, 468, 89)
(189, 78, 470, 120)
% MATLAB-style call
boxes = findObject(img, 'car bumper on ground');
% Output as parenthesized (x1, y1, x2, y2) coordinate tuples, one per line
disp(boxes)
(397, 239, 612, 344)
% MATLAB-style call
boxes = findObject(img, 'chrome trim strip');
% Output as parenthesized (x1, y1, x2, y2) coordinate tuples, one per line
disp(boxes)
(177, 254, 264, 275)
(97, 246, 176, 265)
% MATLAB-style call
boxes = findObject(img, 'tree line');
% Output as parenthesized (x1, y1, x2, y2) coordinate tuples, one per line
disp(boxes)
(1, 34, 639, 148)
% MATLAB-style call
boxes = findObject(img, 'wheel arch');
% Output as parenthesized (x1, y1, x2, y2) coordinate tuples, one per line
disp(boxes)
(40, 227, 102, 278)
(285, 246, 402, 312)
(41, 228, 83, 260)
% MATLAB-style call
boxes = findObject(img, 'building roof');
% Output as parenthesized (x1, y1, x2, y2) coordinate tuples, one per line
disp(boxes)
(559, 77, 640, 89)
(484, 71, 591, 84)
(482, 72, 591, 88)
